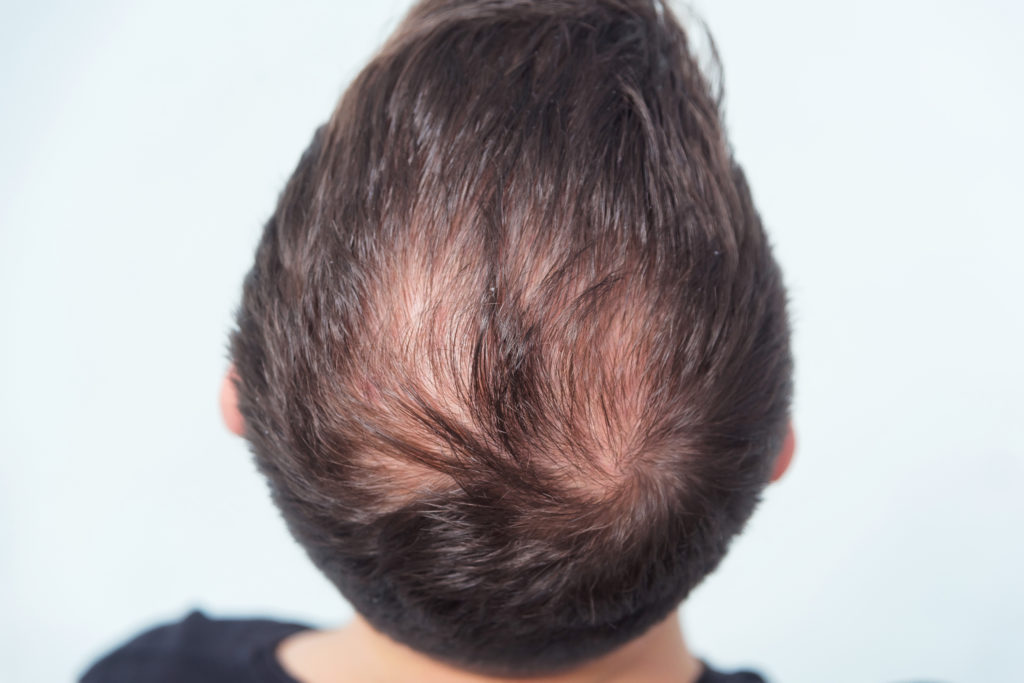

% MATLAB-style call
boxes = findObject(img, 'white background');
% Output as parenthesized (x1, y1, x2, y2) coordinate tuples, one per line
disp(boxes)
(2, 1, 1022, 681)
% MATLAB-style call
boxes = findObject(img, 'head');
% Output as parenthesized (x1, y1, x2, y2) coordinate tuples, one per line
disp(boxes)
(224, 0, 793, 676)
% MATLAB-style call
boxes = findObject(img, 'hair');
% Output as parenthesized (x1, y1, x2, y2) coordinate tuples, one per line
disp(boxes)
(229, 0, 792, 676)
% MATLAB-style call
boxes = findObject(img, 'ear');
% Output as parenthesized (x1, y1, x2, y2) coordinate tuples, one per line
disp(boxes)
(219, 365, 246, 437)
(770, 421, 795, 483)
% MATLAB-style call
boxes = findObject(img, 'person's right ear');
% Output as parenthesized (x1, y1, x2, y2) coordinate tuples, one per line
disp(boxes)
(770, 421, 796, 483)
(219, 365, 245, 437)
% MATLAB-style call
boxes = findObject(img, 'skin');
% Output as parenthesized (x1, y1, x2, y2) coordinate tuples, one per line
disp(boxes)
(220, 367, 794, 683)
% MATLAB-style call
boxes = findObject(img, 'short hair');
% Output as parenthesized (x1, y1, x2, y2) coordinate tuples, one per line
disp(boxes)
(229, 0, 792, 676)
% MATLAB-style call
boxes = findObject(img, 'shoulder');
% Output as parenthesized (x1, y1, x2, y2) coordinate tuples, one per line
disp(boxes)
(698, 659, 770, 683)
(80, 610, 313, 683)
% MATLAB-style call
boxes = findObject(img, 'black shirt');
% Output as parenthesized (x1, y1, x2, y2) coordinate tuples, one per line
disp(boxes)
(81, 611, 767, 683)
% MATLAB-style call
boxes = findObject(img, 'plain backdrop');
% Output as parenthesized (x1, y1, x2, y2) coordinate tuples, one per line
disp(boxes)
(2, 1, 1022, 681)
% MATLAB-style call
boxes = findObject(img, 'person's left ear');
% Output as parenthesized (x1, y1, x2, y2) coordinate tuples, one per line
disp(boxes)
(219, 365, 245, 437)
(770, 421, 796, 483)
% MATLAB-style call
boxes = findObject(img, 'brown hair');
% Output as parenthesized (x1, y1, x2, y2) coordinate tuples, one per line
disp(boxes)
(229, 0, 792, 675)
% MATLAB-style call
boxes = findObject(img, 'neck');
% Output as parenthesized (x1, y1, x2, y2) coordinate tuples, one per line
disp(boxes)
(277, 610, 702, 683)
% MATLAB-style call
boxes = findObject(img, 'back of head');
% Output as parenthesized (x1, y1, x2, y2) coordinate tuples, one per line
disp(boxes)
(230, 0, 792, 676)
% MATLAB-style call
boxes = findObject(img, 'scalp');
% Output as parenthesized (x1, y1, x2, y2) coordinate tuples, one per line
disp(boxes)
(230, 0, 792, 675)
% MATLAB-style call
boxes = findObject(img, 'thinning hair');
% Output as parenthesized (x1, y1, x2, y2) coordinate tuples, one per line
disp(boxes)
(230, 0, 792, 675)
